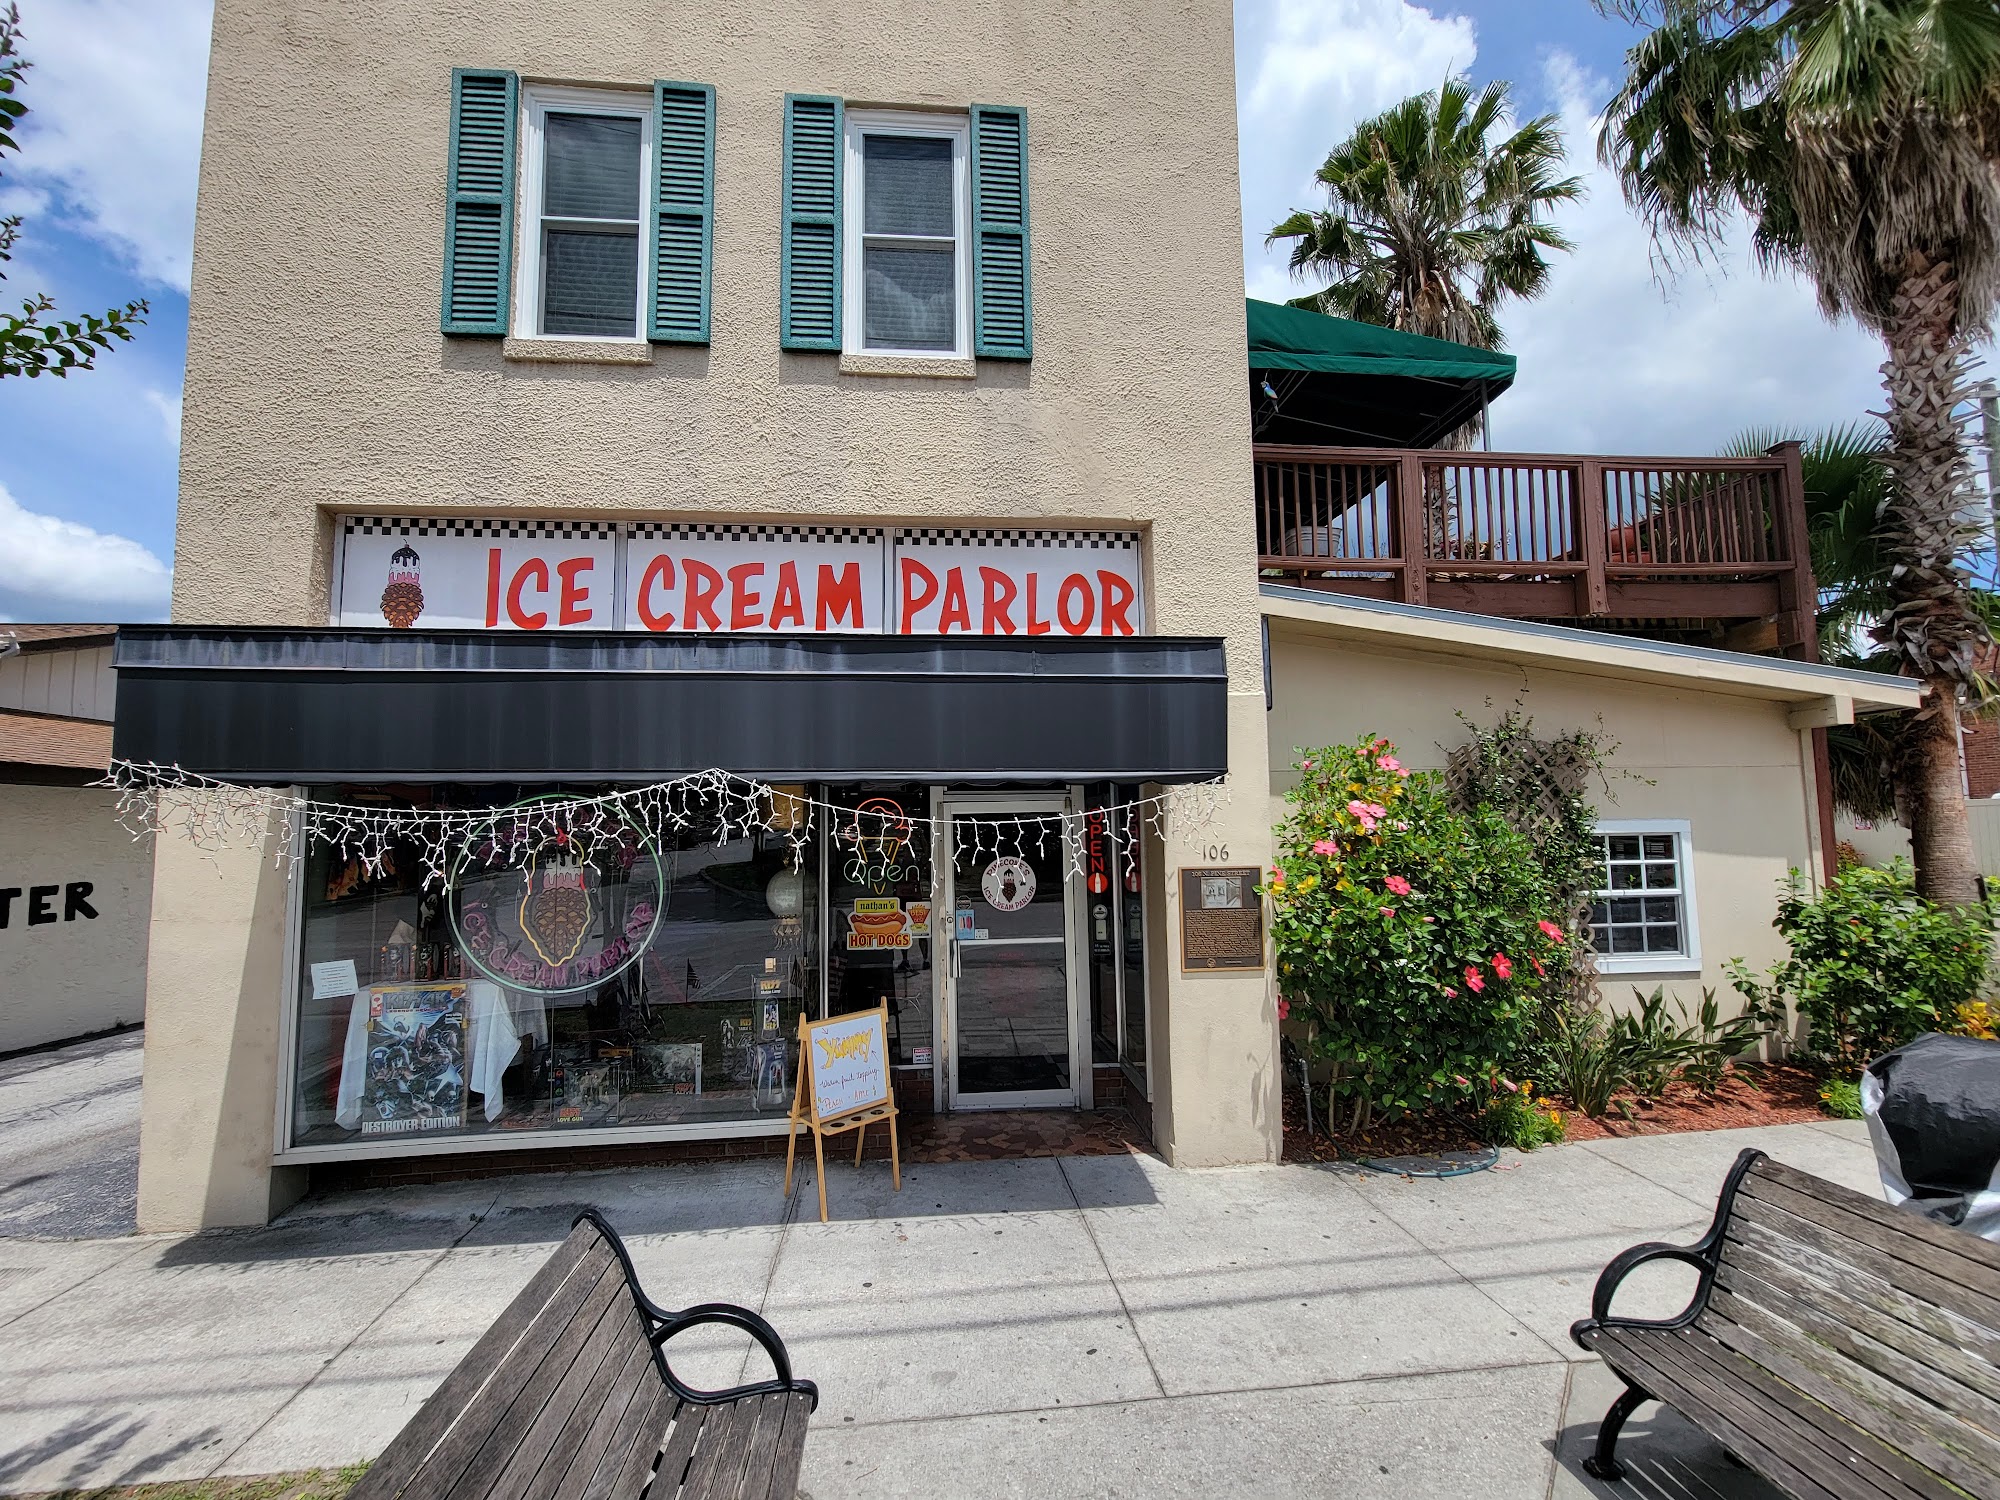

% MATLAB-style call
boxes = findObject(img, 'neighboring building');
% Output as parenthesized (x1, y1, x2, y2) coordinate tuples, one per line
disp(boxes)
(0, 627, 153, 1053)
(120, 0, 1919, 1231)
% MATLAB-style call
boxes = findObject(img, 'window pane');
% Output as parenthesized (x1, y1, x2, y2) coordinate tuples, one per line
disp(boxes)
(1642, 897, 1680, 924)
(544, 112, 641, 220)
(1644, 861, 1678, 889)
(1642, 834, 1676, 860)
(864, 244, 955, 349)
(1609, 897, 1644, 923)
(1644, 924, 1681, 952)
(1609, 925, 1645, 954)
(864, 135, 954, 236)
(1608, 863, 1642, 891)
(543, 229, 639, 337)
(1606, 835, 1642, 861)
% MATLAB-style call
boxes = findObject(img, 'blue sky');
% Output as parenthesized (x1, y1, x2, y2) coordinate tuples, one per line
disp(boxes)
(0, 0, 1904, 621)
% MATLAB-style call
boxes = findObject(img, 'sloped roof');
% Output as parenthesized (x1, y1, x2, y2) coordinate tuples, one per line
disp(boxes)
(0, 708, 113, 771)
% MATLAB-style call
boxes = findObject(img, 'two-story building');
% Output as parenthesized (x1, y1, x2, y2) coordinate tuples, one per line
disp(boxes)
(121, 0, 1922, 1231)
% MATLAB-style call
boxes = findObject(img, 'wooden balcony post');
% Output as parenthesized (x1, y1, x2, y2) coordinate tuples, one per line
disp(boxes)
(1766, 440, 1819, 660)
(1396, 450, 1428, 606)
(1577, 460, 1610, 616)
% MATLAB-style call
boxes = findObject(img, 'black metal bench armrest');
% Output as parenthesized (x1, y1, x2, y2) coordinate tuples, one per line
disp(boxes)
(1569, 1148, 1765, 1350)
(652, 1303, 820, 1410)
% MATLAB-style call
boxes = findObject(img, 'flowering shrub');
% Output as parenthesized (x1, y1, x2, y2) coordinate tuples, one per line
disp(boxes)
(1728, 860, 1993, 1073)
(1269, 735, 1574, 1129)
(1479, 1078, 1567, 1150)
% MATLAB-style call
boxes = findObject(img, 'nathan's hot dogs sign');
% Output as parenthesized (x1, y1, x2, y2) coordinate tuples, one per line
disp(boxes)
(335, 519, 1144, 636)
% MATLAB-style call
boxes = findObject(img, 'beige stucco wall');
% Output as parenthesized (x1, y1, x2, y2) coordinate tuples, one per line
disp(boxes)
(1265, 621, 1820, 1011)
(0, 784, 153, 1052)
(155, 0, 1273, 1219)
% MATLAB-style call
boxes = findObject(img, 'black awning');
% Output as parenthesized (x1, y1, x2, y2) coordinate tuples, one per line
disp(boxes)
(111, 627, 1228, 785)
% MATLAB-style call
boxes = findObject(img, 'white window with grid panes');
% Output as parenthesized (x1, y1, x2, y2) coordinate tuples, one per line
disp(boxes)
(842, 110, 971, 358)
(514, 86, 653, 341)
(1588, 820, 1701, 973)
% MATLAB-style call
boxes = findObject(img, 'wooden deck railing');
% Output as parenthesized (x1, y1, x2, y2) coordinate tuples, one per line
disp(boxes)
(1254, 442, 1817, 655)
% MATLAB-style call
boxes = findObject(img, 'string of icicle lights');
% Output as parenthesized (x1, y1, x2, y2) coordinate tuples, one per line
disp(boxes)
(98, 760, 1230, 888)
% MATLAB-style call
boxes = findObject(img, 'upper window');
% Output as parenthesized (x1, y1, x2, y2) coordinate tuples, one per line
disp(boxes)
(1588, 820, 1700, 972)
(517, 87, 653, 340)
(843, 111, 972, 358)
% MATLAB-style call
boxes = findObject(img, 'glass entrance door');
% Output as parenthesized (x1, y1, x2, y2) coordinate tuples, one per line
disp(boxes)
(944, 798, 1078, 1109)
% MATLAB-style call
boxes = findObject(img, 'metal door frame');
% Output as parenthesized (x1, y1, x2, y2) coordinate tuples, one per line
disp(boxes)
(937, 790, 1085, 1111)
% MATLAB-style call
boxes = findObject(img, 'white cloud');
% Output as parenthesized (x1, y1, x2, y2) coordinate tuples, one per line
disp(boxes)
(143, 386, 182, 446)
(7, 0, 212, 292)
(0, 478, 172, 620)
(1237, 0, 1476, 305)
(1491, 53, 1887, 454)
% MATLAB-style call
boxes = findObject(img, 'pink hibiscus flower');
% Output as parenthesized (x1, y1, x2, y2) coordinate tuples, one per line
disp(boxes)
(1312, 838, 1337, 856)
(1464, 966, 1486, 993)
(1384, 874, 1412, 896)
(1537, 919, 1566, 943)
(1442, 985, 1457, 998)
(1277, 997, 1291, 1020)
(1492, 953, 1513, 981)
(1377, 755, 1404, 774)
(1378, 907, 1397, 918)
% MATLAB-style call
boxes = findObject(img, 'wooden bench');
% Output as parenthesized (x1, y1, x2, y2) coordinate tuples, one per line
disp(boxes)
(349, 1210, 817, 1500)
(1570, 1148, 2000, 1499)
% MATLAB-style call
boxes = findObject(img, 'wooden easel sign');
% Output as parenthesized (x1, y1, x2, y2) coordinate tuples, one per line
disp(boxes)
(783, 1003, 902, 1222)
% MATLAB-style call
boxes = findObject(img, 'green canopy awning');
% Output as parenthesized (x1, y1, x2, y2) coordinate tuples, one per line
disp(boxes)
(1245, 299, 1516, 449)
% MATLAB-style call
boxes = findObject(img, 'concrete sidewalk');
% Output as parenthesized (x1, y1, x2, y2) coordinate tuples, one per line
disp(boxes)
(0, 1120, 1881, 1499)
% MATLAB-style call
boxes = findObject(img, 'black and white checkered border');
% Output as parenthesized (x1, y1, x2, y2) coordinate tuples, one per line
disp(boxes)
(342, 516, 619, 541)
(626, 523, 885, 543)
(894, 528, 1140, 550)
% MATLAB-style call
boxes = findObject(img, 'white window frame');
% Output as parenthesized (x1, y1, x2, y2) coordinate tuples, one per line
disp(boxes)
(842, 109, 972, 359)
(1590, 818, 1702, 974)
(513, 84, 654, 343)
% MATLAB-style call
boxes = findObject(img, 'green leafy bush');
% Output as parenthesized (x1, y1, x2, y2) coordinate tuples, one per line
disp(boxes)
(1819, 1077, 1863, 1119)
(1269, 735, 1571, 1130)
(1729, 861, 1992, 1073)
(1479, 1085, 1568, 1149)
(1516, 985, 1777, 1118)
(1525, 1005, 1630, 1117)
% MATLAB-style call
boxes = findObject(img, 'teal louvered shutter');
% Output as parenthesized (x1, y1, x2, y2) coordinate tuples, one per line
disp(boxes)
(780, 94, 843, 351)
(649, 81, 715, 344)
(970, 104, 1031, 359)
(441, 69, 518, 335)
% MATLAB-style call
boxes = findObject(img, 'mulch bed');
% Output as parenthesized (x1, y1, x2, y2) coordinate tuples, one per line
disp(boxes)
(1281, 1062, 1836, 1164)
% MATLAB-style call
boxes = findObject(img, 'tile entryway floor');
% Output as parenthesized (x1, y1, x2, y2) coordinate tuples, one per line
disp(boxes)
(903, 1107, 1150, 1162)
(0, 1118, 1886, 1498)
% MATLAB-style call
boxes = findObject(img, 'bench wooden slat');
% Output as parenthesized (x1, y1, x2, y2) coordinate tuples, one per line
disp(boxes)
(584, 1377, 674, 1500)
(1721, 1203, 2000, 1400)
(1754, 1157, 2000, 1285)
(747, 1391, 814, 1500)
(1738, 1170, 2000, 1317)
(536, 1338, 660, 1500)
(1699, 1280, 2000, 1496)
(731, 1392, 808, 1500)
(1715, 1227, 2000, 1442)
(348, 1225, 603, 1500)
(1591, 1326, 1915, 1500)
(486, 1288, 654, 1500)
(1659, 1323, 1964, 1500)
(681, 1394, 759, 1500)
(645, 1399, 711, 1500)
(441, 1254, 632, 1500)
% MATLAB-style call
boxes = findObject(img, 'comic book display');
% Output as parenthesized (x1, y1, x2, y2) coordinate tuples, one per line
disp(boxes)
(359, 985, 468, 1135)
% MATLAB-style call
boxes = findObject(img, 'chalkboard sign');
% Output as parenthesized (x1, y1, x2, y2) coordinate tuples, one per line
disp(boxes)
(804, 1008, 891, 1121)
(1178, 866, 1266, 971)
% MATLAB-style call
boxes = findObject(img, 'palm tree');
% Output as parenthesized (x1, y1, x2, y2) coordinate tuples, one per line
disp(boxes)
(1600, 0, 2000, 907)
(1267, 77, 1583, 360)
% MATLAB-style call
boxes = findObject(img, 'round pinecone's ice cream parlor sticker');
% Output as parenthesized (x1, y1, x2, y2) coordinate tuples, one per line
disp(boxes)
(981, 856, 1037, 912)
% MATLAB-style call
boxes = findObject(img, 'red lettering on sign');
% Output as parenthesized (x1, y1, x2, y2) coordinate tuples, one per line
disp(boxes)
(1098, 569, 1136, 635)
(1057, 573, 1094, 635)
(557, 557, 593, 625)
(684, 560, 724, 630)
(769, 561, 806, 629)
(979, 567, 1018, 635)
(507, 558, 550, 630)
(636, 554, 675, 631)
(939, 567, 972, 633)
(1024, 573, 1053, 636)
(898, 559, 938, 634)
(728, 562, 766, 629)
(818, 562, 865, 630)
(485, 548, 503, 628)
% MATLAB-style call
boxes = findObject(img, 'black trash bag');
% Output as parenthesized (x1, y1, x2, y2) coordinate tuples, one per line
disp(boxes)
(1862, 1032, 2000, 1242)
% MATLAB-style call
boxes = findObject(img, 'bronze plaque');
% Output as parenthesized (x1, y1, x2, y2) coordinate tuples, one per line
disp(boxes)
(1178, 867, 1265, 972)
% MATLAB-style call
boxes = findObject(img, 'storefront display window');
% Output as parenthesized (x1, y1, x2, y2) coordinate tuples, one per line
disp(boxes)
(288, 784, 819, 1148)
(823, 784, 934, 1069)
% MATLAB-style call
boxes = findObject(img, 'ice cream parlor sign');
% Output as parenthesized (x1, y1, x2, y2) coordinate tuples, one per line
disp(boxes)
(336, 519, 1143, 635)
